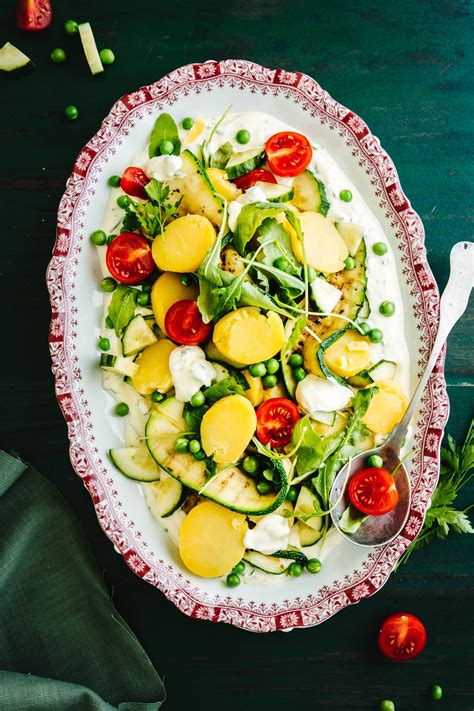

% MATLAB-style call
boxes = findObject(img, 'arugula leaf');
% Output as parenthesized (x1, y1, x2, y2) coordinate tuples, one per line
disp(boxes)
(107, 285, 137, 336)
(238, 282, 289, 316)
(210, 141, 233, 169)
(291, 415, 324, 479)
(339, 504, 369, 533)
(149, 113, 181, 158)
(183, 402, 208, 432)
(257, 218, 301, 275)
(233, 202, 303, 255)
(204, 377, 244, 403)
(251, 261, 305, 294)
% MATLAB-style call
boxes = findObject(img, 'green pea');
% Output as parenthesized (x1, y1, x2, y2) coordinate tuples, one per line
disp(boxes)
(262, 374, 277, 388)
(180, 273, 193, 286)
(373, 241, 388, 256)
(257, 481, 272, 495)
(160, 139, 174, 155)
(262, 468, 275, 482)
(236, 129, 250, 144)
(151, 391, 164, 403)
(99, 48, 115, 65)
(105, 315, 114, 329)
(115, 402, 129, 417)
(307, 266, 318, 281)
(226, 573, 241, 587)
(369, 328, 383, 343)
(358, 321, 371, 335)
(249, 362, 267, 378)
(339, 189, 352, 202)
(108, 175, 121, 188)
(137, 291, 150, 307)
(175, 438, 189, 453)
(189, 439, 201, 454)
(379, 702, 395, 711)
(192, 450, 206, 461)
(266, 358, 280, 375)
(431, 685, 443, 701)
(182, 117, 194, 130)
(190, 391, 205, 407)
(64, 19, 79, 35)
(286, 486, 298, 503)
(293, 367, 307, 382)
(273, 256, 290, 272)
(288, 562, 302, 577)
(51, 48, 66, 64)
(100, 277, 117, 293)
(288, 353, 303, 367)
(368, 454, 383, 468)
(107, 234, 117, 245)
(98, 336, 110, 351)
(65, 105, 78, 121)
(380, 300, 396, 317)
(243, 455, 259, 474)
(233, 561, 245, 575)
(117, 195, 129, 209)
(90, 229, 107, 246)
(306, 558, 321, 574)
(344, 256, 355, 270)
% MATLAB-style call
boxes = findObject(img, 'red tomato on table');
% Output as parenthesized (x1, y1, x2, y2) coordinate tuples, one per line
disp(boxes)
(256, 398, 300, 448)
(233, 169, 277, 191)
(17, 0, 52, 30)
(120, 167, 150, 199)
(378, 613, 427, 661)
(106, 233, 154, 284)
(164, 300, 212, 345)
(265, 131, 312, 177)
(348, 468, 399, 516)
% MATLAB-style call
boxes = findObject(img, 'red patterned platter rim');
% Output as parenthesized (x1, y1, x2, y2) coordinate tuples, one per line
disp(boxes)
(47, 60, 449, 632)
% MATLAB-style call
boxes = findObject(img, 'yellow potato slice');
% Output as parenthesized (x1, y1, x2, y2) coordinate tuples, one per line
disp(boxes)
(213, 307, 285, 365)
(243, 371, 264, 407)
(324, 330, 371, 377)
(207, 168, 242, 202)
(291, 212, 348, 273)
(151, 272, 198, 331)
(152, 214, 216, 273)
(200, 394, 257, 465)
(131, 339, 176, 395)
(179, 501, 247, 577)
(362, 380, 409, 434)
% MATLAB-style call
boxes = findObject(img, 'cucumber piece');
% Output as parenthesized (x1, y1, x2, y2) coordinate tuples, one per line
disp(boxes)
(225, 148, 266, 180)
(146, 398, 288, 515)
(0, 42, 35, 76)
(346, 370, 373, 388)
(144, 475, 183, 518)
(243, 551, 292, 575)
(298, 522, 323, 547)
(100, 354, 139, 378)
(122, 314, 157, 357)
(209, 362, 231, 382)
(336, 222, 364, 257)
(78, 22, 104, 75)
(109, 446, 160, 482)
(171, 150, 225, 226)
(254, 181, 294, 203)
(368, 359, 397, 381)
(292, 170, 330, 215)
(316, 328, 349, 386)
(311, 410, 336, 425)
(310, 277, 342, 313)
(294, 486, 323, 531)
(358, 298, 371, 319)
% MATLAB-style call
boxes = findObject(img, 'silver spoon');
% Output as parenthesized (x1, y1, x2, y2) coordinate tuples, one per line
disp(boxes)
(329, 241, 473, 547)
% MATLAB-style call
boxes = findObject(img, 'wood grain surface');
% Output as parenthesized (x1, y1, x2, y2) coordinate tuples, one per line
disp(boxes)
(0, 0, 472, 709)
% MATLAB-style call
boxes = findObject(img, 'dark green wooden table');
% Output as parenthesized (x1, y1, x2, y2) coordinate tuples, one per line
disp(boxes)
(1, 1, 473, 709)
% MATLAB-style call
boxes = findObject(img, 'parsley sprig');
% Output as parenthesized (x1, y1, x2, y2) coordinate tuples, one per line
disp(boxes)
(120, 179, 182, 238)
(397, 419, 473, 566)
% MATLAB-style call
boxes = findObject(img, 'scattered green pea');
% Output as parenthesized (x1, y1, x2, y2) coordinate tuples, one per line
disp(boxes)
(286, 486, 298, 503)
(190, 390, 205, 407)
(189, 439, 201, 454)
(380, 300, 396, 317)
(243, 455, 259, 474)
(137, 292, 150, 307)
(288, 353, 303, 367)
(98, 336, 110, 351)
(51, 48, 66, 64)
(107, 234, 117, 245)
(105, 315, 114, 329)
(65, 105, 78, 121)
(262, 374, 277, 388)
(339, 189, 352, 202)
(262, 468, 275, 482)
(344, 256, 355, 270)
(379, 701, 395, 711)
(273, 256, 290, 272)
(192, 450, 206, 461)
(90, 229, 106, 246)
(182, 117, 194, 130)
(108, 175, 121, 188)
(180, 273, 193, 286)
(249, 362, 267, 378)
(64, 19, 78, 35)
(233, 561, 245, 575)
(151, 391, 164, 403)
(293, 366, 307, 382)
(431, 685, 443, 701)
(257, 481, 272, 495)
(236, 129, 250, 144)
(99, 48, 115, 65)
(175, 438, 189, 453)
(117, 195, 129, 209)
(373, 242, 388, 256)
(288, 562, 302, 577)
(226, 573, 241, 588)
(307, 558, 322, 574)
(160, 139, 174, 155)
(115, 402, 129, 417)
(358, 321, 371, 335)
(369, 328, 383, 343)
(100, 277, 117, 293)
(265, 358, 280, 375)
(368, 454, 384, 468)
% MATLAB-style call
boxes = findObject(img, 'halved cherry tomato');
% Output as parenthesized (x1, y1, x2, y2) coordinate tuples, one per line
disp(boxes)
(256, 398, 300, 448)
(378, 612, 427, 661)
(106, 233, 154, 284)
(17, 0, 52, 30)
(120, 167, 150, 199)
(348, 467, 398, 516)
(265, 131, 312, 177)
(165, 300, 212, 345)
(233, 169, 277, 191)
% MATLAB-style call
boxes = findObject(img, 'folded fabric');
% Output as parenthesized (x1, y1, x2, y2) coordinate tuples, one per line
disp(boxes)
(0, 451, 166, 711)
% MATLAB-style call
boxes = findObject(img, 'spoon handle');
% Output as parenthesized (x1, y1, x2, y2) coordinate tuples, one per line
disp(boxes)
(388, 241, 473, 450)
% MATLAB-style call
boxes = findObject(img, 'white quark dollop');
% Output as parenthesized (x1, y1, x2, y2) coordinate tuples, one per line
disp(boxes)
(296, 374, 353, 414)
(145, 155, 183, 181)
(244, 514, 291, 555)
(227, 185, 268, 232)
(169, 346, 216, 402)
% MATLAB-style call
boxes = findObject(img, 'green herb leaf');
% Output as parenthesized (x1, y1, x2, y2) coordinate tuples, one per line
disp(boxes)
(107, 285, 137, 336)
(118, 179, 181, 238)
(233, 202, 302, 255)
(257, 218, 301, 275)
(291, 415, 324, 478)
(210, 141, 233, 169)
(238, 282, 289, 316)
(149, 113, 181, 158)
(183, 402, 208, 432)
(204, 377, 244, 403)
(339, 504, 369, 533)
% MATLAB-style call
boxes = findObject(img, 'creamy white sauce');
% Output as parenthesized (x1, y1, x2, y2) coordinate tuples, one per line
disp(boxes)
(296, 374, 353, 414)
(169, 345, 216, 402)
(145, 155, 183, 181)
(244, 514, 291, 555)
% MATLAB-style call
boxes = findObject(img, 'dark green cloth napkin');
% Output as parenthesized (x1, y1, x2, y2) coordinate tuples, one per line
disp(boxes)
(0, 451, 166, 710)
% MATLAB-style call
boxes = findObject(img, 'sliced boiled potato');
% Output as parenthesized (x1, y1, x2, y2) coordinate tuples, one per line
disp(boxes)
(324, 330, 371, 377)
(262, 382, 287, 401)
(201, 394, 257, 465)
(302, 336, 324, 376)
(179, 501, 248, 577)
(362, 380, 409, 434)
(151, 271, 198, 331)
(131, 339, 176, 395)
(207, 168, 242, 201)
(243, 371, 264, 407)
(291, 212, 348, 273)
(205, 340, 247, 369)
(213, 307, 285, 365)
(152, 214, 216, 272)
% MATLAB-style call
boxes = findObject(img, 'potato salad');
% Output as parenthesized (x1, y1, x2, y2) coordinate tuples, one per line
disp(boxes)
(93, 109, 410, 585)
